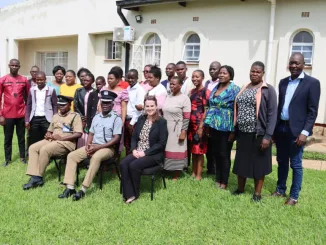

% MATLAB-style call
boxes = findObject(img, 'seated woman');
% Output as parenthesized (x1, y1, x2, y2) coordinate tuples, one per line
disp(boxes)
(120, 96, 168, 204)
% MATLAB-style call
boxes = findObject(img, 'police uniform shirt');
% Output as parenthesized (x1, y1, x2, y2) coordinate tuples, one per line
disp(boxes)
(89, 112, 122, 145)
(47, 111, 83, 151)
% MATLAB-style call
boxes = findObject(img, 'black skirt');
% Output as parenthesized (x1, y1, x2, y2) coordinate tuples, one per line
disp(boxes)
(232, 132, 272, 179)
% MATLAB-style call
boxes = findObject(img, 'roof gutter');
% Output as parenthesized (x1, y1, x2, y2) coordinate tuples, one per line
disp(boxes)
(265, 0, 276, 85)
(117, 6, 130, 73)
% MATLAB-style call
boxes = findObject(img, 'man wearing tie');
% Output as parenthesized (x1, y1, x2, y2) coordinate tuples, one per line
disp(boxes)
(273, 53, 321, 206)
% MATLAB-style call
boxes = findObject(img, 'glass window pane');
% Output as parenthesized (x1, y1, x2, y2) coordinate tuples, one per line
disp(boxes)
(303, 52, 312, 59)
(293, 31, 313, 43)
(187, 34, 200, 43)
(292, 46, 301, 51)
(303, 46, 313, 51)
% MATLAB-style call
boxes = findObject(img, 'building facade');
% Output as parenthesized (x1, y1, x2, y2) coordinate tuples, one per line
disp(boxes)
(0, 0, 325, 124)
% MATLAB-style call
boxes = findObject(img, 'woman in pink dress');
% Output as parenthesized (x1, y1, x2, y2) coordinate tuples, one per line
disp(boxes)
(99, 70, 128, 152)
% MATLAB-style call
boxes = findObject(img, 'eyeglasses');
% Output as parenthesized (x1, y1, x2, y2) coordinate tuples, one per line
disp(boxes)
(143, 70, 149, 74)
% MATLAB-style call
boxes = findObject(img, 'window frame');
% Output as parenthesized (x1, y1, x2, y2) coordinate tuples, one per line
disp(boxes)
(144, 33, 161, 66)
(36, 51, 68, 76)
(182, 33, 201, 63)
(290, 31, 314, 67)
(105, 39, 122, 60)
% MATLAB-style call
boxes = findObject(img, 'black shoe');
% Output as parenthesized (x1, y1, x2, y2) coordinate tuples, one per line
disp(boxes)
(23, 177, 44, 190)
(21, 158, 27, 164)
(206, 170, 215, 175)
(3, 161, 10, 167)
(232, 189, 244, 195)
(58, 188, 76, 198)
(72, 190, 85, 201)
(252, 194, 262, 202)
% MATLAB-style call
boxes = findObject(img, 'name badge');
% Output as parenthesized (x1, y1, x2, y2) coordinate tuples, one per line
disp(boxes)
(62, 124, 72, 132)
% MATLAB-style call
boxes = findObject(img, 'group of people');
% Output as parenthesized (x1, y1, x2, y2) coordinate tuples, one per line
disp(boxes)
(0, 52, 320, 205)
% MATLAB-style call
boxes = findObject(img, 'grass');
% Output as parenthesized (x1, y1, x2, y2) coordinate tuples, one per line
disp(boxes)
(0, 134, 325, 244)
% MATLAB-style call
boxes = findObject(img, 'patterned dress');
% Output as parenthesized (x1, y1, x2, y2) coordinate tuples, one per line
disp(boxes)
(236, 87, 258, 133)
(136, 119, 152, 151)
(163, 93, 191, 170)
(188, 87, 209, 154)
(205, 82, 240, 132)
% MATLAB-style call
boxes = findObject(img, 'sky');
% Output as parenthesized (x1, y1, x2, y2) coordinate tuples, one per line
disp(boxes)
(0, 0, 24, 8)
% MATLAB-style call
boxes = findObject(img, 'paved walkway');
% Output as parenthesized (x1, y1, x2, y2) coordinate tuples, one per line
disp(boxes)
(230, 151, 326, 171)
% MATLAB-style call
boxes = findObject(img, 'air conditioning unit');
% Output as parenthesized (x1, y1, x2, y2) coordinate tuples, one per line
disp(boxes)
(113, 26, 135, 42)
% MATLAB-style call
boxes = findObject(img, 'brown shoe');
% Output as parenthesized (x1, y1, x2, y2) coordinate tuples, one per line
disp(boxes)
(220, 184, 227, 190)
(284, 198, 298, 206)
(271, 191, 286, 198)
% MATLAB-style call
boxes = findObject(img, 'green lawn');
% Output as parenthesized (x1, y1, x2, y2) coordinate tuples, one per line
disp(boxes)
(0, 134, 325, 244)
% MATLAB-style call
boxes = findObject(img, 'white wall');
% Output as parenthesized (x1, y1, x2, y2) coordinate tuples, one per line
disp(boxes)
(93, 33, 125, 79)
(18, 36, 78, 75)
(0, 0, 124, 75)
(124, 0, 326, 123)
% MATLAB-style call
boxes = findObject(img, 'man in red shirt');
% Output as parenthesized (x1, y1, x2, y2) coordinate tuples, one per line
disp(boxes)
(0, 59, 30, 166)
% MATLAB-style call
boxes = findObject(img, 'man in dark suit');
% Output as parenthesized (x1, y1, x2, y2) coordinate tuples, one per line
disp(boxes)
(273, 53, 321, 206)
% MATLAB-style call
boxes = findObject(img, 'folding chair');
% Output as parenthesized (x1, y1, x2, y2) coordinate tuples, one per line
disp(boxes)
(76, 143, 121, 189)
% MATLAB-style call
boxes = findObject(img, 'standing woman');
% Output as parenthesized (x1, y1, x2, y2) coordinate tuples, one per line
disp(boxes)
(60, 70, 82, 111)
(147, 65, 168, 110)
(86, 76, 106, 130)
(205, 66, 240, 189)
(163, 76, 191, 180)
(232, 61, 277, 201)
(102, 70, 128, 152)
(188, 70, 208, 180)
(74, 73, 96, 148)
(120, 96, 168, 203)
(48, 65, 66, 95)
(77, 67, 91, 86)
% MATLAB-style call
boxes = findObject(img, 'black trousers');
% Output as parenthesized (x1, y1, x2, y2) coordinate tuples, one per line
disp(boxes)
(120, 153, 158, 199)
(211, 129, 233, 184)
(3, 117, 25, 161)
(29, 116, 50, 147)
(206, 137, 216, 173)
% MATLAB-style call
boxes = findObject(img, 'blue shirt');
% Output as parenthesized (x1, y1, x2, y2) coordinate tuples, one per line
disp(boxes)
(281, 72, 309, 136)
(89, 112, 122, 144)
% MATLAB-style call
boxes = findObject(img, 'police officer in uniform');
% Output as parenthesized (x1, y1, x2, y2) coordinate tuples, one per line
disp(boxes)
(23, 95, 83, 190)
(59, 90, 122, 201)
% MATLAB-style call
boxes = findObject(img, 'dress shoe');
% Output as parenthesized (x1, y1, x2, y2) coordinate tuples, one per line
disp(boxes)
(232, 189, 244, 195)
(284, 198, 298, 206)
(72, 190, 85, 201)
(23, 178, 44, 190)
(3, 161, 10, 167)
(58, 188, 76, 198)
(21, 158, 27, 164)
(252, 194, 262, 202)
(271, 191, 286, 198)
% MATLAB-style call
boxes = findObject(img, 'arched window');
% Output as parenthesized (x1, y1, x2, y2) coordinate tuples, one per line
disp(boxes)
(183, 33, 200, 62)
(291, 31, 314, 65)
(144, 33, 161, 66)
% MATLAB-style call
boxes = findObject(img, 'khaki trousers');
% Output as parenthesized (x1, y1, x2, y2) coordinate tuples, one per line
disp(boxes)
(26, 139, 70, 177)
(63, 147, 114, 188)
